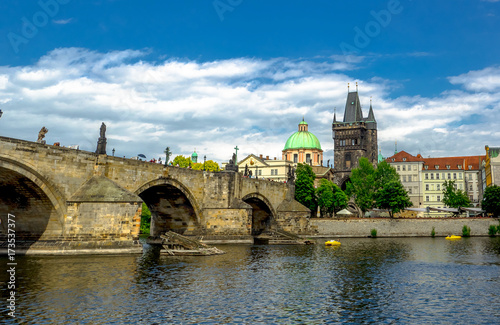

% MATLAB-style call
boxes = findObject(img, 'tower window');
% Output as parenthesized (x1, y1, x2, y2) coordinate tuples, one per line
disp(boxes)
(345, 153, 351, 169)
(294, 154, 298, 163)
(306, 154, 311, 163)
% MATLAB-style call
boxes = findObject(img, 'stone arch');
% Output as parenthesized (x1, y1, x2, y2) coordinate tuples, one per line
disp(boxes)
(0, 156, 66, 238)
(242, 193, 276, 236)
(135, 177, 202, 236)
(339, 175, 351, 191)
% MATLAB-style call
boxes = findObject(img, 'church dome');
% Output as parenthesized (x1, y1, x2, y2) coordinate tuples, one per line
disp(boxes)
(283, 120, 322, 150)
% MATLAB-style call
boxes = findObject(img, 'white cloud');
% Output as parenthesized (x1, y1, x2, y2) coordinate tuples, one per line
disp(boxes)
(0, 48, 498, 165)
(448, 66, 500, 92)
(53, 18, 74, 25)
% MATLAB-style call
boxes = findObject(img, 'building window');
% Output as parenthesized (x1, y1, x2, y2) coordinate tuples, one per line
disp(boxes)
(426, 184, 429, 190)
(413, 165, 417, 171)
(458, 165, 462, 169)
(426, 196, 429, 202)
(437, 195, 441, 202)
(448, 173, 451, 179)
(453, 173, 457, 179)
(294, 154, 298, 163)
(431, 173, 434, 180)
(459, 173, 462, 179)
(306, 154, 311, 164)
(408, 188, 412, 194)
(437, 184, 440, 191)
(397, 165, 400, 171)
(425, 174, 429, 180)
(469, 174, 472, 180)
(408, 175, 412, 182)
(469, 184, 473, 191)
(345, 153, 351, 169)
(403, 157, 407, 161)
(258, 170, 262, 176)
(403, 176, 407, 182)
(459, 183, 462, 190)
(403, 165, 406, 171)
(436, 173, 440, 180)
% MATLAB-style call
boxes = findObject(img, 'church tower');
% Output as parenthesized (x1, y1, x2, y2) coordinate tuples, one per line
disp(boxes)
(332, 86, 378, 188)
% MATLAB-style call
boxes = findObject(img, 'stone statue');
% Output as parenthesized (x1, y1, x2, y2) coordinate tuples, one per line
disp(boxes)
(327, 159, 330, 168)
(225, 153, 239, 172)
(99, 122, 106, 138)
(244, 164, 249, 176)
(287, 165, 295, 184)
(37, 127, 48, 144)
(96, 122, 107, 155)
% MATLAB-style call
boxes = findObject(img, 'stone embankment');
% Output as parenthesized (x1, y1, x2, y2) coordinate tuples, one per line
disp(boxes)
(308, 217, 500, 237)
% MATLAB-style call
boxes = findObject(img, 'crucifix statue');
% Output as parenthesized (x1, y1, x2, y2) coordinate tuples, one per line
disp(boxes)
(234, 145, 239, 165)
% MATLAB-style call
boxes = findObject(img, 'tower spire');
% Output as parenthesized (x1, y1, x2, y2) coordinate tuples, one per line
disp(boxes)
(356, 82, 358, 92)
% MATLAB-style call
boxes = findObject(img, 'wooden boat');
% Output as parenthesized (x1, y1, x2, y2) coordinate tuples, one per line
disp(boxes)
(325, 240, 341, 246)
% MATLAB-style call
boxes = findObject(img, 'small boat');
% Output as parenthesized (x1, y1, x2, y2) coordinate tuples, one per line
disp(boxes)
(445, 235, 461, 240)
(325, 240, 341, 246)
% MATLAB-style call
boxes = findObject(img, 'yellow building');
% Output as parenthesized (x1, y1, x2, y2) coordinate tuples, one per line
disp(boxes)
(234, 154, 293, 182)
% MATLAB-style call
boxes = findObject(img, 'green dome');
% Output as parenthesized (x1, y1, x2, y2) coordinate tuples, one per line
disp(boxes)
(192, 151, 198, 157)
(284, 131, 322, 150)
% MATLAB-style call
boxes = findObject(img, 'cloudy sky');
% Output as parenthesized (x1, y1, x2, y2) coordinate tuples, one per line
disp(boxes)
(1, 1, 499, 164)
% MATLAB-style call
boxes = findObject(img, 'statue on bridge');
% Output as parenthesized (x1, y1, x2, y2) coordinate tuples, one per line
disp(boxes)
(37, 127, 48, 144)
(96, 122, 107, 155)
(224, 153, 239, 172)
(287, 165, 295, 184)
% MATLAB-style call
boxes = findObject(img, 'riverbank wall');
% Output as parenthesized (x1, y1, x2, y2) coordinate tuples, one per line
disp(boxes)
(308, 217, 500, 237)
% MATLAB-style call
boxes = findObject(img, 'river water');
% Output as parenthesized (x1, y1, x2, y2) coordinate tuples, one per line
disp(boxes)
(1, 237, 500, 324)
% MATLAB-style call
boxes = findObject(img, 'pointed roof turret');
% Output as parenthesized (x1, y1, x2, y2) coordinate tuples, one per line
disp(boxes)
(343, 91, 364, 123)
(367, 97, 376, 123)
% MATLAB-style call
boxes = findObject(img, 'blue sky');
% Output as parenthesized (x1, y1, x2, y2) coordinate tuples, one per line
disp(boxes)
(1, 0, 499, 164)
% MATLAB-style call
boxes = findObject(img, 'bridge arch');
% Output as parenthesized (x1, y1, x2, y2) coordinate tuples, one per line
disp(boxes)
(135, 177, 202, 236)
(0, 156, 66, 238)
(242, 193, 276, 236)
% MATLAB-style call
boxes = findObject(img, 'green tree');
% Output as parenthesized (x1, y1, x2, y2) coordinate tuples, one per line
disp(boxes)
(346, 157, 376, 213)
(374, 161, 400, 190)
(172, 155, 191, 168)
(140, 202, 151, 234)
(295, 163, 317, 214)
(374, 179, 412, 218)
(203, 160, 220, 172)
(442, 180, 471, 209)
(482, 185, 500, 217)
(316, 179, 348, 217)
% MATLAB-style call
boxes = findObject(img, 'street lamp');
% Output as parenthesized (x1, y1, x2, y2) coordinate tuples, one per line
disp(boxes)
(203, 155, 206, 171)
(112, 148, 115, 156)
(0, 109, 3, 119)
(164, 147, 171, 166)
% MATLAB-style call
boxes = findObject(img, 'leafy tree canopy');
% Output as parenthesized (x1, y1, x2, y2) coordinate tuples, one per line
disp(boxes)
(482, 185, 500, 217)
(442, 180, 471, 209)
(346, 157, 376, 212)
(316, 179, 348, 217)
(295, 163, 317, 214)
(172, 155, 191, 168)
(374, 179, 412, 218)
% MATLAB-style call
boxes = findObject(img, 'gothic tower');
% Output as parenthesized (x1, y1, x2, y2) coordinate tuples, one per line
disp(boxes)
(332, 87, 378, 188)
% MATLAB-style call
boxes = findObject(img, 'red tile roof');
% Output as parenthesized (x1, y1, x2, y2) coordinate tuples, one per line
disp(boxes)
(385, 152, 485, 171)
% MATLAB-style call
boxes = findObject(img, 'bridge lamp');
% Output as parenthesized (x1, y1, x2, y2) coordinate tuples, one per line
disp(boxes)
(0, 109, 3, 119)
(203, 155, 206, 171)
(112, 148, 115, 156)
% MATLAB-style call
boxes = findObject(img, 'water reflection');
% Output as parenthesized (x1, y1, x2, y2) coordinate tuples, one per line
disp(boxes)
(1, 238, 499, 324)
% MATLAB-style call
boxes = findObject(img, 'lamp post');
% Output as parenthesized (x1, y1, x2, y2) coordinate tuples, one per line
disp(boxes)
(164, 147, 171, 166)
(0, 109, 3, 120)
(112, 148, 115, 156)
(203, 155, 206, 171)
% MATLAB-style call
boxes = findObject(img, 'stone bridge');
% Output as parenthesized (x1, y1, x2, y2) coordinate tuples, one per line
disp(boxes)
(0, 136, 310, 252)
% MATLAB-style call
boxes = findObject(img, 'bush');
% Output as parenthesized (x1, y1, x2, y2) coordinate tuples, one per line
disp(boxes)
(431, 227, 436, 238)
(462, 225, 471, 237)
(488, 225, 498, 237)
(371, 228, 377, 238)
